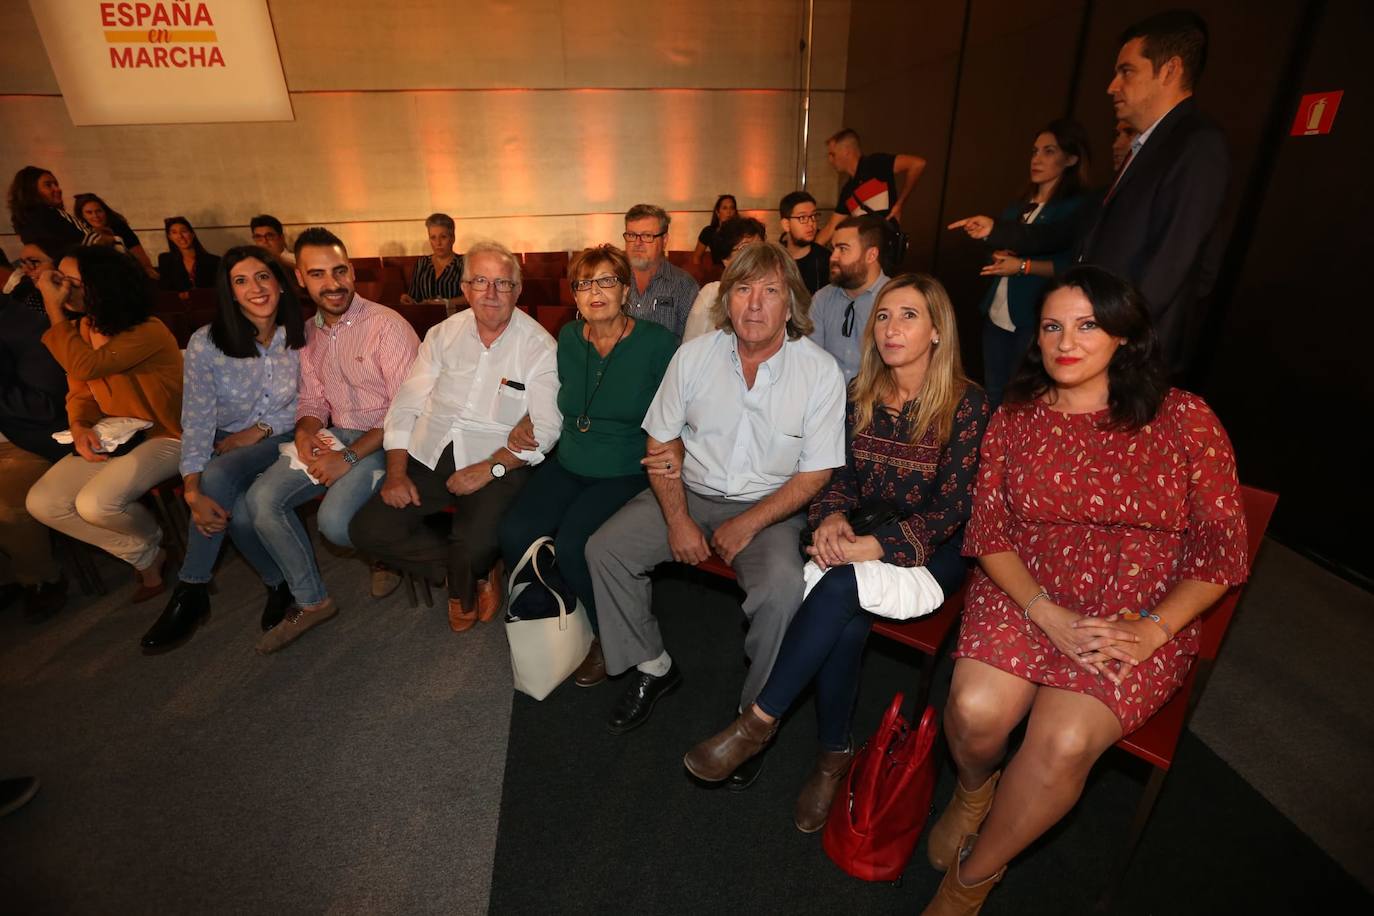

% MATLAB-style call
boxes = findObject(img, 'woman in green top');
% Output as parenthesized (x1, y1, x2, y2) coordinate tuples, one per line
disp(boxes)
(499, 244, 677, 687)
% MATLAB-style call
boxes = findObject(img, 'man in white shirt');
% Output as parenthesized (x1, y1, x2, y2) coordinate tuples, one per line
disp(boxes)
(587, 242, 846, 762)
(350, 241, 561, 632)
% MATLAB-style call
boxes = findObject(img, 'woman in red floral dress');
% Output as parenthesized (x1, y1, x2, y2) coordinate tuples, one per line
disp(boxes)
(921, 265, 1249, 915)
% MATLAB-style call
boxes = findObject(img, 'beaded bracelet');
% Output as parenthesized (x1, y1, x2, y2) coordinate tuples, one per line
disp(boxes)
(1120, 609, 1174, 640)
(1022, 588, 1049, 620)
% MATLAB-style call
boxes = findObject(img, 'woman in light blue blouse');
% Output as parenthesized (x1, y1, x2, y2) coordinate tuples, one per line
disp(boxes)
(141, 245, 307, 653)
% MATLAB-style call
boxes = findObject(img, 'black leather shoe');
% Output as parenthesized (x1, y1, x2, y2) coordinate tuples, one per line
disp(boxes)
(727, 742, 768, 791)
(23, 577, 68, 622)
(260, 581, 293, 631)
(607, 663, 682, 735)
(140, 583, 210, 652)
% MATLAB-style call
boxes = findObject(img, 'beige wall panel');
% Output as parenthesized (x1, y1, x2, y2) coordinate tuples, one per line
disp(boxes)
(1, 87, 845, 256)
(267, 0, 847, 91)
(0, 2, 59, 93)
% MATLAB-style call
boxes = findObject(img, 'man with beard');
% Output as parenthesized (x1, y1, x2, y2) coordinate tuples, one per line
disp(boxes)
(621, 203, 699, 341)
(807, 215, 888, 383)
(778, 191, 830, 294)
(244, 228, 420, 630)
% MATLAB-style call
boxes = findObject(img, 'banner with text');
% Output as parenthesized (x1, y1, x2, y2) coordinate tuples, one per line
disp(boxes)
(29, 1, 292, 125)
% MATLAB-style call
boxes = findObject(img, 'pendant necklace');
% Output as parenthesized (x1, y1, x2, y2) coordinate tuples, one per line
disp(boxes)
(576, 316, 629, 432)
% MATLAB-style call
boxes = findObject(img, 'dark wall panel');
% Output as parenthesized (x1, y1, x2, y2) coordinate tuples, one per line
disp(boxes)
(1201, 0, 1373, 580)
(834, 0, 967, 270)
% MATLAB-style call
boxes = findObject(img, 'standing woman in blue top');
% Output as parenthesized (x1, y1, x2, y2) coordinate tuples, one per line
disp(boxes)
(977, 119, 1092, 406)
(141, 245, 306, 653)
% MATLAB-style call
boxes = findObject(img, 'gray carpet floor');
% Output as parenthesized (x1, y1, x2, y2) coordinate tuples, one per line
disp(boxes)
(3, 535, 1371, 912)
(1190, 539, 1374, 892)
(0, 548, 513, 915)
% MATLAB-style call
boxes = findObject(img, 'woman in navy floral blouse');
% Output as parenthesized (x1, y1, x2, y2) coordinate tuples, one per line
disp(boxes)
(684, 273, 989, 830)
(141, 245, 307, 653)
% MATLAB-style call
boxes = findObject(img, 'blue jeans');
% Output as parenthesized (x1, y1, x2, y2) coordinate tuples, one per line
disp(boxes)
(245, 428, 384, 607)
(177, 432, 291, 587)
(754, 536, 971, 751)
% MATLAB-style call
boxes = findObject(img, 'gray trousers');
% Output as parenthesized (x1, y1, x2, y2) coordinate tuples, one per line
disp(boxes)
(586, 487, 806, 708)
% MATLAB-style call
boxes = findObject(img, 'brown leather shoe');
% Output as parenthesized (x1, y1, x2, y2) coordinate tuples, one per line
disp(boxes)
(448, 596, 478, 632)
(928, 771, 1000, 871)
(370, 563, 401, 599)
(920, 834, 1005, 916)
(794, 745, 854, 833)
(130, 549, 169, 604)
(256, 598, 337, 655)
(572, 638, 606, 687)
(475, 559, 505, 623)
(683, 706, 778, 783)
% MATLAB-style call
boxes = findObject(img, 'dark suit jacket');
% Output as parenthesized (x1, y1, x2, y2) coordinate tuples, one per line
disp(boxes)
(987, 98, 1229, 374)
(157, 250, 221, 292)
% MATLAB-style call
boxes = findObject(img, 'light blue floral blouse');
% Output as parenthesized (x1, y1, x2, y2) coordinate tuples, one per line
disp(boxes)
(179, 324, 299, 476)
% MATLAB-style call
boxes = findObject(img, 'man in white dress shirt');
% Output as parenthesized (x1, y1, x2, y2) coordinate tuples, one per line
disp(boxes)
(587, 242, 846, 768)
(350, 241, 561, 632)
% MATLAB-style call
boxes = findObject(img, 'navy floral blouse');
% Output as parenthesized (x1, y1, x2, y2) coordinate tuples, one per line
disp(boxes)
(808, 386, 990, 567)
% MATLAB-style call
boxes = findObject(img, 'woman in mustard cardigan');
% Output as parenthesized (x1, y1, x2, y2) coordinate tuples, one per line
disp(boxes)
(26, 247, 184, 604)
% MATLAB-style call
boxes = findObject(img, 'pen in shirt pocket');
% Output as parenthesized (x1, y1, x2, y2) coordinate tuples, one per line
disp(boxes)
(499, 378, 526, 391)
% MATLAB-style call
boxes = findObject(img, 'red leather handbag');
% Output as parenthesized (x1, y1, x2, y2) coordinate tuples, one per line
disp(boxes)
(822, 692, 939, 882)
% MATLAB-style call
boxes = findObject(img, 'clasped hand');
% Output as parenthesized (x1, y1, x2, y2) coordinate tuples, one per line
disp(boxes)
(294, 432, 351, 486)
(806, 511, 883, 570)
(979, 249, 1023, 277)
(185, 490, 229, 537)
(666, 511, 760, 567)
(1033, 601, 1167, 685)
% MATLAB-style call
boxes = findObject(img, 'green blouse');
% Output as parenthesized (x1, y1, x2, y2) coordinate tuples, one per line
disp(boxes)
(555, 318, 676, 478)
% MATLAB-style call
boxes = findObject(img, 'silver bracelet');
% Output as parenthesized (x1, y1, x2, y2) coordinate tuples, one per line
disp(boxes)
(1022, 588, 1049, 620)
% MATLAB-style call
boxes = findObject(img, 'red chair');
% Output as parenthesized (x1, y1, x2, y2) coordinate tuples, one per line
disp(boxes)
(534, 305, 577, 338)
(351, 256, 383, 275)
(694, 554, 966, 710)
(393, 301, 447, 339)
(383, 254, 422, 287)
(520, 251, 569, 278)
(378, 264, 407, 304)
(518, 277, 559, 308)
(1099, 484, 1278, 908)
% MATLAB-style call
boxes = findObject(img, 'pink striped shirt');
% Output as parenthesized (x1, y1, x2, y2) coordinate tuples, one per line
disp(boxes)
(296, 296, 420, 431)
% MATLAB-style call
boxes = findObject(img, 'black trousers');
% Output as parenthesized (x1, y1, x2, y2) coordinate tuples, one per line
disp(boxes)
(350, 450, 529, 604)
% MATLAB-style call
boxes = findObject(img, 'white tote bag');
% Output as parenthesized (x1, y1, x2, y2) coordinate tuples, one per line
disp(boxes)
(504, 536, 593, 701)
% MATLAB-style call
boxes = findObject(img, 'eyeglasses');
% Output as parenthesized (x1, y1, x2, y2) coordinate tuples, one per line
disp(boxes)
(571, 276, 622, 292)
(787, 212, 820, 224)
(623, 231, 667, 244)
(464, 276, 518, 294)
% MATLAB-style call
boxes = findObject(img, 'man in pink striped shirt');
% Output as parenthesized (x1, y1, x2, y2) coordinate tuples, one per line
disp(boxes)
(245, 228, 420, 646)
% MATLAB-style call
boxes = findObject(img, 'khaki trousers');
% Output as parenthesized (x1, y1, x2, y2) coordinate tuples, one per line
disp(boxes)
(25, 437, 182, 571)
(0, 441, 61, 586)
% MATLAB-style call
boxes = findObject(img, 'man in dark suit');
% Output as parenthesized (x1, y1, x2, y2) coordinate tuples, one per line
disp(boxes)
(951, 11, 1228, 378)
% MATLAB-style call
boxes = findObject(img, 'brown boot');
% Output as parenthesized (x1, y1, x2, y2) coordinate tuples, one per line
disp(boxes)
(572, 638, 606, 687)
(475, 560, 505, 623)
(256, 599, 338, 655)
(794, 744, 854, 833)
(682, 706, 778, 783)
(448, 597, 478, 633)
(927, 771, 1000, 871)
(920, 835, 1004, 916)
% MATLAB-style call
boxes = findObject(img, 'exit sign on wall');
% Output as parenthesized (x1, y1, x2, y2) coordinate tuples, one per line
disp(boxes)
(1290, 91, 1343, 136)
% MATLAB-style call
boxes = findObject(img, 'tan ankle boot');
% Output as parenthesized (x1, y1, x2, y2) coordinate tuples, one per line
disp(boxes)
(920, 835, 1005, 916)
(794, 745, 853, 833)
(927, 771, 999, 871)
(682, 707, 777, 782)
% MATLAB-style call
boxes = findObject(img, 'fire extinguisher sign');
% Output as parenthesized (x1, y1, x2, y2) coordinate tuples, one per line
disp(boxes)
(1290, 91, 1342, 136)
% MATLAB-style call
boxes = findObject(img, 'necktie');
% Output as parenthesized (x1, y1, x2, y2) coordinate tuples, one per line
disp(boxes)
(1103, 146, 1136, 205)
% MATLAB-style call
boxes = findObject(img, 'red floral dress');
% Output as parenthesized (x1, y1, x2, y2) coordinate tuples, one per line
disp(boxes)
(954, 389, 1249, 734)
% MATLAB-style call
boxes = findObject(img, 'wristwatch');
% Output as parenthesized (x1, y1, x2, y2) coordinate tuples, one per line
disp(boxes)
(490, 461, 507, 479)
(342, 448, 359, 466)
(255, 421, 273, 437)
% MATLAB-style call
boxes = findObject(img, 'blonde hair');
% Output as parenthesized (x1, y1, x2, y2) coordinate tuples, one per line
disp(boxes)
(850, 274, 971, 445)
(707, 241, 813, 340)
